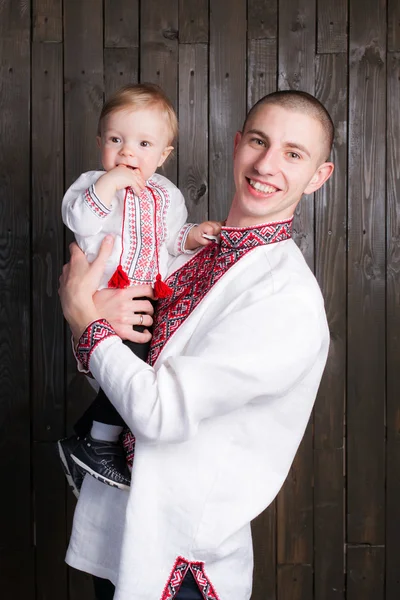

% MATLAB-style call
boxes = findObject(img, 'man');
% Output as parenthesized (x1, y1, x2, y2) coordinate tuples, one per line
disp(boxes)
(59, 90, 335, 600)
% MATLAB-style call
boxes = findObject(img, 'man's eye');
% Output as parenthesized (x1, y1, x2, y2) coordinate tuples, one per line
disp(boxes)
(252, 138, 265, 147)
(111, 137, 121, 143)
(140, 141, 150, 147)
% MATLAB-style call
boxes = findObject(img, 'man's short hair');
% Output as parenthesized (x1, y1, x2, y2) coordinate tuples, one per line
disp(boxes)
(243, 90, 335, 161)
(97, 83, 178, 144)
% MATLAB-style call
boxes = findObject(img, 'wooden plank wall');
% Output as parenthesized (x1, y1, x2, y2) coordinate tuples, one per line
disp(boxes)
(0, 0, 396, 598)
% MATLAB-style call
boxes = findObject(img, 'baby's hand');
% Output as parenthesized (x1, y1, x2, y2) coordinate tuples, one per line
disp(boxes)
(96, 166, 146, 206)
(185, 220, 223, 250)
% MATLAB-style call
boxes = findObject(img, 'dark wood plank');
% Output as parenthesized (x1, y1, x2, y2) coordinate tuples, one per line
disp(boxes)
(278, 0, 316, 270)
(251, 504, 276, 600)
(388, 0, 400, 52)
(209, 0, 246, 221)
(33, 0, 62, 42)
(105, 0, 138, 49)
(104, 48, 139, 98)
(385, 51, 400, 600)
(179, 0, 208, 43)
(33, 442, 68, 599)
(248, 0, 277, 39)
(317, 0, 347, 54)
(178, 43, 208, 223)
(277, 431, 313, 566)
(314, 52, 347, 600)
(140, 0, 179, 184)
(32, 40, 65, 442)
(247, 38, 277, 110)
(347, 0, 386, 547)
(0, 1, 33, 595)
(347, 547, 385, 600)
(277, 564, 312, 600)
(64, 0, 103, 183)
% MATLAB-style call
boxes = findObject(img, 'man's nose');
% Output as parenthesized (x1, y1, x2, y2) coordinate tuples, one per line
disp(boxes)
(254, 148, 278, 175)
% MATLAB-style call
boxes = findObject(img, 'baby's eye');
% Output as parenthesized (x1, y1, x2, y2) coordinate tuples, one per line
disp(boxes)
(140, 141, 151, 147)
(111, 137, 121, 144)
(288, 151, 301, 159)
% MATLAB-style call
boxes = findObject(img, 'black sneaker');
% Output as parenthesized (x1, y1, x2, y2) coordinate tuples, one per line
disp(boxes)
(71, 434, 131, 491)
(57, 436, 85, 499)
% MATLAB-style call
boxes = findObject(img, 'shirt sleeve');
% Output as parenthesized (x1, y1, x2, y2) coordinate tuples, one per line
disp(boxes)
(79, 286, 329, 444)
(62, 171, 113, 237)
(163, 181, 195, 256)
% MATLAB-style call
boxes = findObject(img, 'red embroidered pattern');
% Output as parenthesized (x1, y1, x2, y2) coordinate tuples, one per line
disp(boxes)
(83, 186, 110, 218)
(148, 219, 293, 367)
(176, 222, 197, 254)
(122, 219, 292, 467)
(122, 180, 170, 285)
(160, 556, 220, 600)
(76, 319, 116, 372)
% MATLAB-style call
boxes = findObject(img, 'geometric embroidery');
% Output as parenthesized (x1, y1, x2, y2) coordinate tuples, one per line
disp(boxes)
(122, 179, 170, 285)
(160, 556, 221, 600)
(83, 185, 111, 219)
(122, 218, 292, 467)
(76, 318, 116, 372)
(148, 218, 293, 367)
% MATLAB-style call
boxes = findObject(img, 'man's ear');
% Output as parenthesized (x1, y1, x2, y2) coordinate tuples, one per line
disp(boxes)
(233, 131, 242, 157)
(158, 146, 174, 167)
(304, 162, 335, 194)
(96, 136, 102, 149)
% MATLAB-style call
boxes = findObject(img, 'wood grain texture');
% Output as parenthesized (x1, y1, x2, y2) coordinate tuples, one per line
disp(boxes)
(347, 0, 386, 547)
(317, 0, 347, 53)
(104, 47, 139, 97)
(388, 0, 400, 52)
(209, 0, 246, 220)
(347, 547, 385, 600)
(140, 0, 178, 183)
(33, 0, 62, 42)
(278, 564, 313, 600)
(248, 0, 277, 39)
(0, 1, 32, 594)
(105, 0, 139, 48)
(178, 43, 209, 223)
(32, 40, 65, 441)
(179, 0, 208, 43)
(251, 504, 277, 600)
(33, 442, 68, 599)
(385, 52, 400, 600)
(314, 52, 347, 600)
(247, 38, 277, 110)
(278, 0, 316, 269)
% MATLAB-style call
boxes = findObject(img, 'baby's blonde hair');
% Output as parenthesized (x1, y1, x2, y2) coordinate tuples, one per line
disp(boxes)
(97, 83, 178, 144)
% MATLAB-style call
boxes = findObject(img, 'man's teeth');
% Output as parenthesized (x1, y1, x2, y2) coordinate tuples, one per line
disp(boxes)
(249, 180, 276, 194)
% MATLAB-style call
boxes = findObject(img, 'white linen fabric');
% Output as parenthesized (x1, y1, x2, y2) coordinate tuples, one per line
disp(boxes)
(62, 170, 191, 290)
(66, 224, 330, 600)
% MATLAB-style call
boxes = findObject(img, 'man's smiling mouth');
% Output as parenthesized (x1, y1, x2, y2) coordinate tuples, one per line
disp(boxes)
(247, 178, 279, 194)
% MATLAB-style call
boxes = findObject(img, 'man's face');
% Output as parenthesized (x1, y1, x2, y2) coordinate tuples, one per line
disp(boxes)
(231, 104, 334, 226)
(98, 107, 173, 182)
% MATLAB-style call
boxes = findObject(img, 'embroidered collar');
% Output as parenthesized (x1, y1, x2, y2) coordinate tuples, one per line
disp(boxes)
(219, 218, 293, 251)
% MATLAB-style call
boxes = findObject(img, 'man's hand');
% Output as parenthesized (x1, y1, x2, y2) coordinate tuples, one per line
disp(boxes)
(93, 287, 154, 343)
(95, 165, 146, 206)
(185, 221, 223, 251)
(59, 236, 114, 340)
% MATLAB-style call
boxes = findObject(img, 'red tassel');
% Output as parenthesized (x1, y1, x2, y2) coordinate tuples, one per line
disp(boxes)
(108, 265, 131, 289)
(154, 273, 173, 299)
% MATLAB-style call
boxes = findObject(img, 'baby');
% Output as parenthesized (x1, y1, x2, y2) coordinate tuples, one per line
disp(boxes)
(58, 83, 220, 497)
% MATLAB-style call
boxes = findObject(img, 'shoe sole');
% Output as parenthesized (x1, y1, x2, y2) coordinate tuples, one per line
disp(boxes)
(57, 440, 81, 499)
(71, 455, 130, 492)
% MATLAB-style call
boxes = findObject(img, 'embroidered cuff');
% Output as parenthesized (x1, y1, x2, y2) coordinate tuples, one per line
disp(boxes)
(76, 319, 117, 372)
(176, 223, 198, 255)
(83, 185, 111, 218)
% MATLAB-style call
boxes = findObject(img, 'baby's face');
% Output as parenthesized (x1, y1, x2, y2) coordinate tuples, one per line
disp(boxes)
(98, 106, 173, 182)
